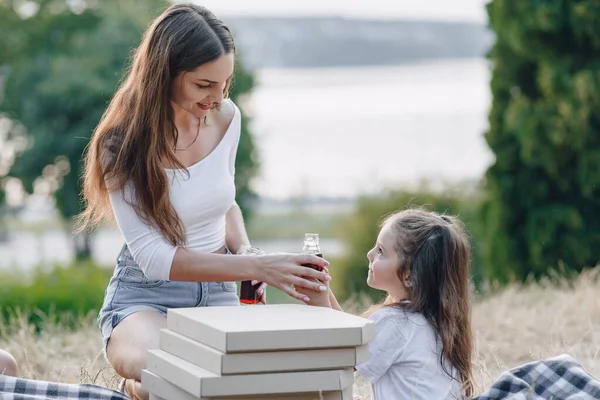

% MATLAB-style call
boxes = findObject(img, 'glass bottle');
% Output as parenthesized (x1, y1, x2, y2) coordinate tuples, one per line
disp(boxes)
(301, 233, 323, 270)
(240, 280, 261, 305)
(239, 247, 263, 305)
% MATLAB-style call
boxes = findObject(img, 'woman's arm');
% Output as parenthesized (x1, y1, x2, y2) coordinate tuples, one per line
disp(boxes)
(225, 203, 252, 254)
(170, 249, 258, 282)
(224, 202, 269, 302)
(170, 248, 330, 301)
(109, 186, 331, 302)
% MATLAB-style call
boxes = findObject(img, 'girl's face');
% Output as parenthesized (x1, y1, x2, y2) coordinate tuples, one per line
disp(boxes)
(366, 222, 408, 301)
(170, 53, 234, 120)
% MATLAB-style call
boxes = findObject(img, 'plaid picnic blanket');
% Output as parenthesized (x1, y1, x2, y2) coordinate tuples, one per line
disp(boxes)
(474, 354, 600, 400)
(0, 375, 128, 400)
(1, 354, 598, 400)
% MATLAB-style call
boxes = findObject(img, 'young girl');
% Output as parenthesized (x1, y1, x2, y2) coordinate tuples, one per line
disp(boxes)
(308, 208, 473, 399)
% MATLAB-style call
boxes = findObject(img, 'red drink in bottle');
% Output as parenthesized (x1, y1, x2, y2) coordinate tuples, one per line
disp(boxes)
(240, 280, 261, 305)
(238, 247, 264, 305)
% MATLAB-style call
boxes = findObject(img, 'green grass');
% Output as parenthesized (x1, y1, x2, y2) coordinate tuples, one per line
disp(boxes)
(0, 261, 112, 332)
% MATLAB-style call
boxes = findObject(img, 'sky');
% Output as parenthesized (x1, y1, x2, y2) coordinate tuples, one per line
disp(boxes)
(192, 0, 490, 23)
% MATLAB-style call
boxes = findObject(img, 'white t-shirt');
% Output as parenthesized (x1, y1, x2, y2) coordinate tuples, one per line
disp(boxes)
(108, 99, 241, 280)
(356, 307, 464, 400)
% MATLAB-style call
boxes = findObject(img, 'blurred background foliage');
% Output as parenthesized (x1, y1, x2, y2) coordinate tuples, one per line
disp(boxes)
(0, 0, 599, 322)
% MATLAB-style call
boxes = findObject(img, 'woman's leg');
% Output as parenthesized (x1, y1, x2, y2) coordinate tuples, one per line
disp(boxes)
(0, 349, 18, 377)
(106, 310, 166, 400)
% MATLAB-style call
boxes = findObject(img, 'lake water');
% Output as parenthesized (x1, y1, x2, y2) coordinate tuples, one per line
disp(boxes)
(1, 58, 492, 270)
(249, 58, 493, 198)
(0, 228, 345, 270)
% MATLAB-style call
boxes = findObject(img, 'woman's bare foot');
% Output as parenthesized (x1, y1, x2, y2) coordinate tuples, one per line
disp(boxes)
(0, 349, 18, 377)
(125, 378, 145, 400)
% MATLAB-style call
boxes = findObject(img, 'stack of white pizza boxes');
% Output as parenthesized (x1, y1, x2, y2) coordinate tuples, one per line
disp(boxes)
(141, 304, 375, 400)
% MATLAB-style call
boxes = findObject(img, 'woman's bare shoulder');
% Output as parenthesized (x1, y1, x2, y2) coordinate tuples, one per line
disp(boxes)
(212, 98, 237, 128)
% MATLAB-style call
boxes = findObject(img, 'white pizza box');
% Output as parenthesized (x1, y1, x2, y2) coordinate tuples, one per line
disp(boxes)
(146, 349, 354, 398)
(166, 304, 374, 353)
(148, 392, 353, 400)
(159, 328, 369, 375)
(147, 390, 354, 400)
(143, 369, 354, 400)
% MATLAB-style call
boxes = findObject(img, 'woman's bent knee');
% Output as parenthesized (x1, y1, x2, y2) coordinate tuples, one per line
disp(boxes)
(106, 310, 166, 380)
(0, 349, 18, 377)
(107, 342, 147, 380)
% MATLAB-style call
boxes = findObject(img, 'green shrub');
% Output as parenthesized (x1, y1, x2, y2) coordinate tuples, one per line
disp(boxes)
(333, 185, 485, 302)
(0, 261, 112, 331)
(482, 0, 600, 282)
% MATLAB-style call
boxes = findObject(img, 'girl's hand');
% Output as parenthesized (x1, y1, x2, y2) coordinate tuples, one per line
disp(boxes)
(328, 287, 343, 311)
(256, 253, 331, 303)
(303, 279, 332, 308)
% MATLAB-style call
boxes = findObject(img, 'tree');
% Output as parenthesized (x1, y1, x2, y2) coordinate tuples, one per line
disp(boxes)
(481, 1, 600, 282)
(0, 0, 259, 260)
(228, 60, 259, 218)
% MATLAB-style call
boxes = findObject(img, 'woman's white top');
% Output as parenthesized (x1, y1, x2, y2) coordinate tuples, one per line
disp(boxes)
(108, 99, 240, 280)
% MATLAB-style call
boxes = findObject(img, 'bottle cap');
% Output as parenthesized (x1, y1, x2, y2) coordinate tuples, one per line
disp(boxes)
(304, 233, 319, 243)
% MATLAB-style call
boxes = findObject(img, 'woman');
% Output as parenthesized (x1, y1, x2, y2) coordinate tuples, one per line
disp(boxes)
(78, 3, 330, 399)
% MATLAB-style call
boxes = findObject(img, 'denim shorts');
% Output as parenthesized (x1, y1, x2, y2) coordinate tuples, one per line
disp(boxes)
(97, 245, 240, 356)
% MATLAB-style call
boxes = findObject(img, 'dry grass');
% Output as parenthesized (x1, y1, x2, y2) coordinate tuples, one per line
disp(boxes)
(1, 269, 600, 398)
(0, 311, 120, 389)
(470, 268, 600, 394)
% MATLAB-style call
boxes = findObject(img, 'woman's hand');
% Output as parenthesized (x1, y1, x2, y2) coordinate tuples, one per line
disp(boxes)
(255, 253, 331, 303)
(249, 280, 268, 304)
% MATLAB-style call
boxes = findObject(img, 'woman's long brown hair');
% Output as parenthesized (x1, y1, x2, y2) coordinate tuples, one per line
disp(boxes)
(371, 207, 474, 397)
(77, 3, 234, 245)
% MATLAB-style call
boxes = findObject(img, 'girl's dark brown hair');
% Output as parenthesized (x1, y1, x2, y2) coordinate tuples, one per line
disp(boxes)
(77, 3, 235, 244)
(375, 207, 473, 397)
